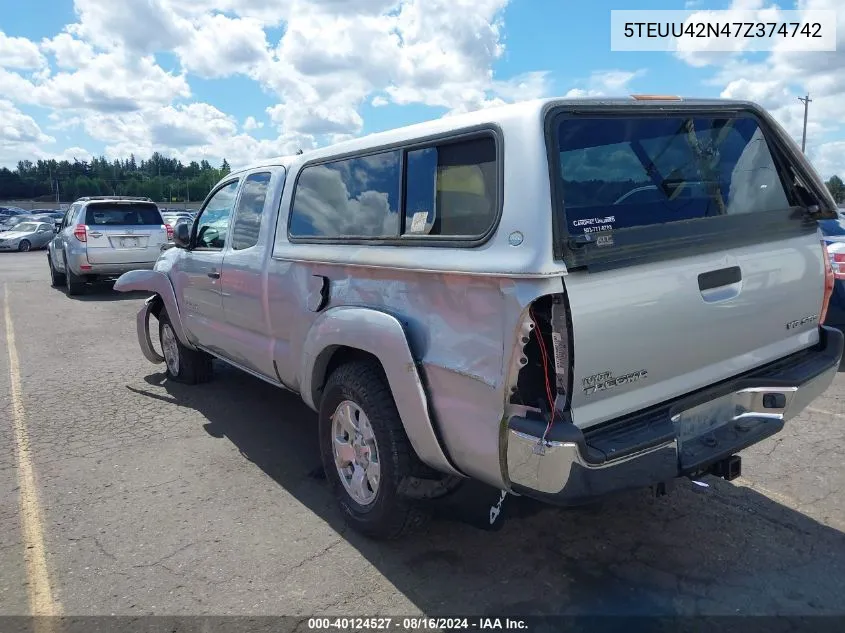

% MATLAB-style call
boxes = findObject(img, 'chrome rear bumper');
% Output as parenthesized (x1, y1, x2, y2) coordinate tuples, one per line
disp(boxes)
(505, 326, 844, 504)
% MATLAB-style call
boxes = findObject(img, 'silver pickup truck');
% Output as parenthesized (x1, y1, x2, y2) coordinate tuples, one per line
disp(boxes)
(115, 97, 844, 539)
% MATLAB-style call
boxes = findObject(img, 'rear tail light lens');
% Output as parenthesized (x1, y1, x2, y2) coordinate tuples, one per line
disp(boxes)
(73, 225, 87, 242)
(821, 239, 836, 324)
(164, 224, 174, 241)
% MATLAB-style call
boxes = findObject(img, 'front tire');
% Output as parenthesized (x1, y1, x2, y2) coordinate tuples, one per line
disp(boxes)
(158, 311, 213, 384)
(48, 254, 65, 287)
(319, 360, 427, 540)
(18, 240, 31, 252)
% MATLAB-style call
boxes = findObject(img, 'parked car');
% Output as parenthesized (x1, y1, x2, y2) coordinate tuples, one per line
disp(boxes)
(160, 212, 195, 229)
(0, 206, 27, 220)
(0, 221, 56, 252)
(1, 214, 39, 228)
(30, 210, 64, 223)
(48, 196, 172, 295)
(820, 208, 845, 327)
(115, 96, 843, 539)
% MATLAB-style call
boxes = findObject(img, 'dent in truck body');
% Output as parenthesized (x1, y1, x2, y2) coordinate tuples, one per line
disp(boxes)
(113, 268, 197, 350)
(262, 242, 565, 489)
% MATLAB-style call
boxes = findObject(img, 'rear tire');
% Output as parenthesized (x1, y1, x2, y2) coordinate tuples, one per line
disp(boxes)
(63, 255, 85, 296)
(48, 254, 65, 287)
(18, 240, 31, 252)
(319, 360, 428, 540)
(158, 311, 213, 384)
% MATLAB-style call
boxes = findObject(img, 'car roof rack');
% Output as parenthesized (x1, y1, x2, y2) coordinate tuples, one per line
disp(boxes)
(75, 196, 154, 202)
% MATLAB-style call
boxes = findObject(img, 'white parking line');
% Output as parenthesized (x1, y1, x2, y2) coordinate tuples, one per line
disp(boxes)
(3, 284, 60, 617)
(807, 406, 845, 419)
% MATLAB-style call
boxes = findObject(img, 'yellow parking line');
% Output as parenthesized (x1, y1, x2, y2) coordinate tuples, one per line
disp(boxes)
(3, 284, 60, 616)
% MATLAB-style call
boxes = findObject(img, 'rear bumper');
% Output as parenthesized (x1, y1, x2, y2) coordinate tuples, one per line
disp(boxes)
(505, 325, 844, 505)
(67, 251, 157, 277)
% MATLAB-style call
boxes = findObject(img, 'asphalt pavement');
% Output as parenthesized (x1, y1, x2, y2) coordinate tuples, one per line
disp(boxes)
(2, 250, 845, 618)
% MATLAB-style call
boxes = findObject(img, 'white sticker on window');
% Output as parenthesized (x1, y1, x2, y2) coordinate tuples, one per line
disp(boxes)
(409, 211, 428, 233)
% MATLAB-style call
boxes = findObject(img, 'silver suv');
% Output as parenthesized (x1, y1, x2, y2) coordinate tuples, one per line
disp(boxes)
(48, 196, 172, 295)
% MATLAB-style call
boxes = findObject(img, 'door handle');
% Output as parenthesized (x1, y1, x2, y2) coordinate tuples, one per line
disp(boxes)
(207, 271, 220, 279)
(88, 231, 103, 238)
(698, 266, 742, 291)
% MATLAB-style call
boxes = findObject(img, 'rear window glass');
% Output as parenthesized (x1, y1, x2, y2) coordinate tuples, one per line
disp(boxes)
(85, 203, 163, 226)
(555, 115, 793, 235)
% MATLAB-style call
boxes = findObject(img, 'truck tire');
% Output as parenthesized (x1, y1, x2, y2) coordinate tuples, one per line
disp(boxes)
(63, 255, 85, 296)
(48, 254, 65, 287)
(319, 360, 428, 540)
(158, 311, 213, 384)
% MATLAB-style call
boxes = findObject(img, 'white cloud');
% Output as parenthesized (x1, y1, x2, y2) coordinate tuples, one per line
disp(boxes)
(76, 102, 311, 169)
(677, 0, 845, 175)
(0, 31, 46, 69)
(36, 52, 190, 112)
(40, 33, 95, 69)
(175, 13, 271, 78)
(0, 100, 58, 167)
(243, 116, 263, 130)
(564, 69, 647, 97)
(812, 141, 845, 180)
(0, 0, 550, 168)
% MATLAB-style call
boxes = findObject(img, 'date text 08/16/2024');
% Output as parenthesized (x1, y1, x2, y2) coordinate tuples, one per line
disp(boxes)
(306, 617, 529, 631)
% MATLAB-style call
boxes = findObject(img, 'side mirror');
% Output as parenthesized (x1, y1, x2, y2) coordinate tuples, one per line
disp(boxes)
(54, 220, 61, 233)
(173, 222, 191, 248)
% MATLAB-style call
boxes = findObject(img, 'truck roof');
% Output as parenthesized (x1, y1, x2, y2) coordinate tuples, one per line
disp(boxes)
(233, 95, 762, 175)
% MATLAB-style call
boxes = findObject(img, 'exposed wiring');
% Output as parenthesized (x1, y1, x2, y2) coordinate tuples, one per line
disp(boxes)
(529, 307, 556, 441)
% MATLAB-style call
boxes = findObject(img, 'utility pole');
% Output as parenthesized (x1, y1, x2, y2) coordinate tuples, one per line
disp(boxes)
(798, 93, 812, 153)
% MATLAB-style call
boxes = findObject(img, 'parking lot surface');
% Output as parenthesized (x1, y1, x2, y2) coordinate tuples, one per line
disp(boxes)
(2, 250, 845, 617)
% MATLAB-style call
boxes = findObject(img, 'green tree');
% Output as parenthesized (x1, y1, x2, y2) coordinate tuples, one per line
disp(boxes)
(826, 175, 845, 204)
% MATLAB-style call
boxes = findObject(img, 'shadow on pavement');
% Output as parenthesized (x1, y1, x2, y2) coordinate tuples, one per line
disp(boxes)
(49, 283, 150, 302)
(128, 362, 845, 617)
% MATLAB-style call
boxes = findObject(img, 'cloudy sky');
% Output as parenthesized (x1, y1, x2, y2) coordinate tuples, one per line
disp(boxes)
(0, 0, 843, 178)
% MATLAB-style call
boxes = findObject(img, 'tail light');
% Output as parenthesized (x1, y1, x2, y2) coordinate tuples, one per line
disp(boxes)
(821, 239, 836, 324)
(73, 225, 87, 242)
(164, 224, 174, 241)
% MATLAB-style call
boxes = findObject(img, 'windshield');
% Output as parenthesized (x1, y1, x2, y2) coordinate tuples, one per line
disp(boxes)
(11, 223, 38, 232)
(554, 113, 795, 235)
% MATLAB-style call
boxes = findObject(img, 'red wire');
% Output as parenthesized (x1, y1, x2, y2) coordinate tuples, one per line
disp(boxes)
(529, 308, 556, 439)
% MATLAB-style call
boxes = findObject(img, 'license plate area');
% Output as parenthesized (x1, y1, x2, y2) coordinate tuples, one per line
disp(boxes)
(671, 400, 738, 446)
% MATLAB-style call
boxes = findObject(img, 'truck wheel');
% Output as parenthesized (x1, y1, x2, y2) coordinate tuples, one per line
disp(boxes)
(158, 311, 213, 384)
(48, 254, 65, 287)
(319, 360, 428, 540)
(63, 255, 85, 296)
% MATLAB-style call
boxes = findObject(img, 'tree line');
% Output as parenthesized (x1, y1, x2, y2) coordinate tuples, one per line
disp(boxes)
(1, 152, 844, 206)
(0, 153, 232, 203)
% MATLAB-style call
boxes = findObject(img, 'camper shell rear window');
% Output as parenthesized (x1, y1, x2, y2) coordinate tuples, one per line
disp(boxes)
(547, 108, 824, 270)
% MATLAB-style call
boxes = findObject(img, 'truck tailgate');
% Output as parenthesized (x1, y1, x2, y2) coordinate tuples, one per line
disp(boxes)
(563, 236, 824, 428)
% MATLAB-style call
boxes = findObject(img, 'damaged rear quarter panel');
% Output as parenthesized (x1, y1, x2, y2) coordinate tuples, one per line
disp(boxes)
(268, 257, 564, 488)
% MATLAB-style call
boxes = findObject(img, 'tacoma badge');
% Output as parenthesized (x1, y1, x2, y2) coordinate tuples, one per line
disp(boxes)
(582, 369, 648, 396)
(786, 314, 818, 330)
